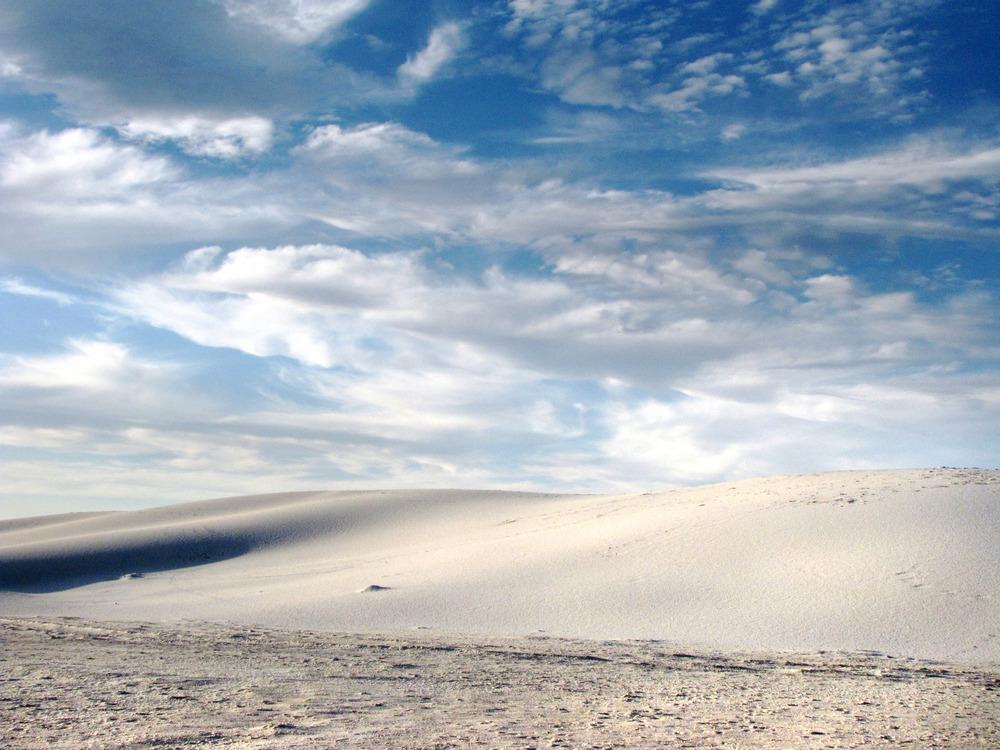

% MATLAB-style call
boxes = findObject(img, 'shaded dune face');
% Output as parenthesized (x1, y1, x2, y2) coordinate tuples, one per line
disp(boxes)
(0, 469, 998, 662)
(0, 491, 327, 591)
(0, 489, 548, 592)
(0, 536, 256, 592)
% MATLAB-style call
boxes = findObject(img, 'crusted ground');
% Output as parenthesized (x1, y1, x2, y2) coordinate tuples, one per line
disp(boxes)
(1, 617, 997, 749)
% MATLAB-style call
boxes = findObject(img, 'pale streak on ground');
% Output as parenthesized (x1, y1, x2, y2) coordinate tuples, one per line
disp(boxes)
(1, 618, 997, 749)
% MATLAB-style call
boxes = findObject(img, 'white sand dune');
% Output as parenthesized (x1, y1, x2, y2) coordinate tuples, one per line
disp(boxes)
(1, 468, 998, 662)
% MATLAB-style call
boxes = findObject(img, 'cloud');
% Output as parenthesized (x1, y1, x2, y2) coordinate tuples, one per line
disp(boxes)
(0, 124, 291, 263)
(765, 0, 936, 114)
(298, 121, 479, 178)
(116, 114, 274, 158)
(0, 0, 995, 512)
(0, 277, 75, 305)
(682, 53, 732, 75)
(92, 238, 999, 494)
(0, 125, 176, 193)
(711, 142, 1000, 190)
(696, 140, 1000, 241)
(1, 225, 996, 507)
(0, 339, 154, 391)
(721, 123, 746, 142)
(649, 70, 745, 113)
(500, 0, 939, 121)
(751, 0, 780, 16)
(219, 0, 371, 44)
(502, 0, 674, 109)
(398, 22, 466, 86)
(115, 238, 999, 402)
(0, 0, 380, 127)
(2, 114, 994, 271)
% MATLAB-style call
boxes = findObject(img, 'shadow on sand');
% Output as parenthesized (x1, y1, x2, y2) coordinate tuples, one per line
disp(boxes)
(0, 536, 254, 593)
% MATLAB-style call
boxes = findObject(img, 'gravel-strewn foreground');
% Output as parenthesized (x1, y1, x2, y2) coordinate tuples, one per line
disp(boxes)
(2, 618, 997, 749)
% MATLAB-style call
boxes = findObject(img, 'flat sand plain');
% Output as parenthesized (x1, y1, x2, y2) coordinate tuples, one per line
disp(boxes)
(2, 617, 998, 749)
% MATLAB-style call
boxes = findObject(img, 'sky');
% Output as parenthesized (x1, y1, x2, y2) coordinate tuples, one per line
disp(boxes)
(0, 0, 998, 517)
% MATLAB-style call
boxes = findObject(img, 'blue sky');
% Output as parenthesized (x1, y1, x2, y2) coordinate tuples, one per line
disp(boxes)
(0, 0, 998, 516)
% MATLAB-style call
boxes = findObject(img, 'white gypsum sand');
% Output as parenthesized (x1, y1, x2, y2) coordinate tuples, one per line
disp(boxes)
(2, 617, 998, 749)
(1, 468, 998, 661)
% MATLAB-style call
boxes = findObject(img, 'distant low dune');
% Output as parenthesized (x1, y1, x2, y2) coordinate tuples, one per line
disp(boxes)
(1, 469, 998, 662)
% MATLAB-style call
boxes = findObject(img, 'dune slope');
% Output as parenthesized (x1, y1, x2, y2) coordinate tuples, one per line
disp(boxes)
(1, 468, 997, 661)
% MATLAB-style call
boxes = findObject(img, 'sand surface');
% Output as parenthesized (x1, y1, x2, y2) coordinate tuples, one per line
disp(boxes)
(2, 617, 998, 749)
(2, 468, 998, 662)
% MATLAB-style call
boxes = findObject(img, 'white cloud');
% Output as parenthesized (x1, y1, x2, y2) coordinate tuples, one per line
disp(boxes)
(721, 123, 746, 142)
(0, 124, 291, 262)
(0, 277, 75, 305)
(220, 0, 371, 43)
(398, 22, 466, 86)
(649, 72, 745, 113)
(712, 143, 1000, 190)
(0, 340, 137, 391)
(697, 140, 1000, 241)
(0, 126, 176, 194)
(767, 0, 933, 112)
(764, 71, 793, 87)
(752, 0, 780, 15)
(598, 395, 783, 484)
(503, 0, 671, 109)
(1, 0, 995, 511)
(117, 115, 274, 158)
(3, 117, 993, 272)
(298, 121, 478, 178)
(1, 233, 996, 507)
(0, 52, 23, 77)
(682, 53, 732, 75)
